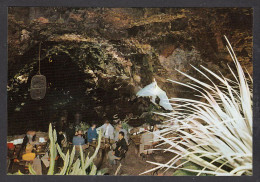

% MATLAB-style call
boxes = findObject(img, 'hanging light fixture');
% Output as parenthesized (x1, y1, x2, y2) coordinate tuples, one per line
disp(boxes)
(30, 42, 46, 100)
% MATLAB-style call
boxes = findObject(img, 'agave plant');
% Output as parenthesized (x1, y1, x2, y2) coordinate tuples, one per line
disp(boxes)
(26, 123, 106, 175)
(141, 36, 252, 176)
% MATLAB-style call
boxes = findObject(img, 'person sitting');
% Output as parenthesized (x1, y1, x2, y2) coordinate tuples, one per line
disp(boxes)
(87, 123, 98, 143)
(72, 130, 86, 146)
(108, 131, 128, 165)
(97, 119, 114, 140)
(72, 130, 89, 162)
(139, 130, 154, 156)
(18, 130, 37, 160)
(114, 124, 128, 145)
(56, 125, 66, 147)
(72, 130, 89, 151)
(24, 130, 37, 145)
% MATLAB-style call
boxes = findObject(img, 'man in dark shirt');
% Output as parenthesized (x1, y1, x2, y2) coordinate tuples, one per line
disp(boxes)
(108, 131, 128, 165)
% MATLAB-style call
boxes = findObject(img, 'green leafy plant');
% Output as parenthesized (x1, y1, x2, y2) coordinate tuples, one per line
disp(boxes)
(141, 36, 252, 176)
(121, 120, 130, 132)
(75, 122, 90, 132)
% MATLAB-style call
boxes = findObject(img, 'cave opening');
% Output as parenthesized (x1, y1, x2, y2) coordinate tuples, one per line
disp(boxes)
(8, 43, 153, 135)
(8, 49, 96, 135)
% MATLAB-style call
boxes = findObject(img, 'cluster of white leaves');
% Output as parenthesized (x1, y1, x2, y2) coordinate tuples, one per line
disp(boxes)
(141, 36, 252, 176)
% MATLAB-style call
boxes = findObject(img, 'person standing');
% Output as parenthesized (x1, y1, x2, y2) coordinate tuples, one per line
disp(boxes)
(97, 119, 114, 140)
(87, 123, 98, 143)
(65, 123, 75, 144)
(74, 112, 82, 126)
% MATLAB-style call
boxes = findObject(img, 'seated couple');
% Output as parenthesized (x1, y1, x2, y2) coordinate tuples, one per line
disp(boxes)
(73, 122, 99, 146)
(108, 131, 128, 165)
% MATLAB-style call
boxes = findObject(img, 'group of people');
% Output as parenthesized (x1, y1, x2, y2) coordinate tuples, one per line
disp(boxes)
(67, 119, 128, 144)
(18, 116, 161, 168)
(62, 119, 129, 165)
(60, 119, 163, 165)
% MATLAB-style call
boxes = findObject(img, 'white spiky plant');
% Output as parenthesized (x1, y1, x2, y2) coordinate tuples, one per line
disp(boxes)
(141, 36, 252, 176)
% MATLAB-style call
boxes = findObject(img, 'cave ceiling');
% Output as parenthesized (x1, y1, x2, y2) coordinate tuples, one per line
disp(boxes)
(7, 7, 253, 134)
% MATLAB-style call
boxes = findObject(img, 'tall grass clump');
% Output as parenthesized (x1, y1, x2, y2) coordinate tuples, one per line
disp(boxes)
(141, 36, 252, 176)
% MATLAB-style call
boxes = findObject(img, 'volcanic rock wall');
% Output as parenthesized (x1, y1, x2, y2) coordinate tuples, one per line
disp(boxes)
(8, 7, 253, 134)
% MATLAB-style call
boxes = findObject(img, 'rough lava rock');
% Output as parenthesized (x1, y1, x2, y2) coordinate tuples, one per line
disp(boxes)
(8, 7, 253, 134)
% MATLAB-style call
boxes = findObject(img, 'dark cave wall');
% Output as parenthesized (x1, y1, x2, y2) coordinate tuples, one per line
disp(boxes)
(7, 7, 253, 134)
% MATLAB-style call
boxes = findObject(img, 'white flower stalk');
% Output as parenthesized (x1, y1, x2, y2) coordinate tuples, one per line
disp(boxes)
(141, 36, 252, 176)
